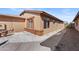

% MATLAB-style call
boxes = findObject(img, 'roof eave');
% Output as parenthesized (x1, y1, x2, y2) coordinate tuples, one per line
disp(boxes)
(41, 12, 64, 22)
(20, 10, 64, 22)
(73, 11, 79, 22)
(0, 14, 25, 19)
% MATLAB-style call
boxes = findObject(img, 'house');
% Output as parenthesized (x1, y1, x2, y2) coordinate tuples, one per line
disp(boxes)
(0, 10, 64, 36)
(20, 10, 64, 35)
(0, 14, 25, 32)
(73, 11, 79, 31)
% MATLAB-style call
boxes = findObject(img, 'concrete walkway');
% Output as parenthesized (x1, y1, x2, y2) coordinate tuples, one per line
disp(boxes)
(0, 31, 50, 51)
(0, 29, 64, 51)
(0, 42, 50, 51)
(41, 28, 79, 51)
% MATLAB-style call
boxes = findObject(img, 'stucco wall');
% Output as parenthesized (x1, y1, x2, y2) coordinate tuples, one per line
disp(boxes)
(21, 13, 43, 31)
(43, 21, 64, 34)
(21, 12, 64, 35)
(0, 17, 25, 32)
(74, 18, 79, 31)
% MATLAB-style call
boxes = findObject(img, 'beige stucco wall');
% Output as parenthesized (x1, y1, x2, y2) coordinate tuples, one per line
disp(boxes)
(74, 18, 79, 31)
(21, 12, 64, 35)
(43, 21, 64, 34)
(12, 21, 25, 32)
(21, 13, 43, 31)
(0, 17, 25, 32)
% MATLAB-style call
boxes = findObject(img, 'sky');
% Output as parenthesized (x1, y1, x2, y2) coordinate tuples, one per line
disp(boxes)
(0, 8, 79, 23)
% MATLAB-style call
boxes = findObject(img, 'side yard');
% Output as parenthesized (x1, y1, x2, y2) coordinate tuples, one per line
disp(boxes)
(41, 28, 79, 51)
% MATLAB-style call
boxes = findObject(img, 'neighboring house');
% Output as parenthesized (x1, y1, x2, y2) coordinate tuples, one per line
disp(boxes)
(73, 11, 79, 31)
(20, 10, 64, 35)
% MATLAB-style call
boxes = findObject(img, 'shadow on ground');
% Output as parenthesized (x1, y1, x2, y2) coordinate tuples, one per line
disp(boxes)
(40, 28, 79, 51)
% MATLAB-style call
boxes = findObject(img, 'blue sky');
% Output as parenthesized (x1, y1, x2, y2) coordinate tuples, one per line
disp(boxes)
(0, 8, 79, 22)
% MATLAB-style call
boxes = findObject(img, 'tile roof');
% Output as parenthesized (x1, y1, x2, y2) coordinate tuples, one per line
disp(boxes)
(73, 11, 79, 21)
(20, 10, 64, 22)
(0, 14, 25, 19)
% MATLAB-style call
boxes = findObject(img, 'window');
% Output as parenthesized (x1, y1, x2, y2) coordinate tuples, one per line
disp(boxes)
(76, 22, 78, 26)
(43, 18, 50, 29)
(27, 19, 33, 29)
(75, 20, 79, 26)
(0, 24, 7, 30)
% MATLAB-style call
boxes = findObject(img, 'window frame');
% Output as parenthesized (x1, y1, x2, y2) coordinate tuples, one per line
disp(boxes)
(43, 17, 50, 29)
(27, 18, 34, 29)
